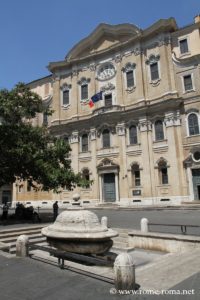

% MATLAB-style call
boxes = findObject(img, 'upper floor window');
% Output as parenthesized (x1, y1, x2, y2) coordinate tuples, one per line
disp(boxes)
(78, 77, 90, 101)
(63, 90, 69, 106)
(81, 134, 89, 152)
(129, 125, 138, 145)
(122, 62, 136, 90)
(183, 75, 193, 92)
(60, 83, 71, 107)
(81, 84, 88, 100)
(126, 71, 134, 88)
(158, 160, 168, 185)
(150, 63, 159, 81)
(145, 54, 160, 85)
(131, 164, 141, 187)
(104, 94, 112, 107)
(188, 113, 199, 136)
(155, 120, 164, 141)
(102, 129, 110, 148)
(179, 39, 189, 54)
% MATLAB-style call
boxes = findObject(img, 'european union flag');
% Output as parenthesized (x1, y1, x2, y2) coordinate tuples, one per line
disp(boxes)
(91, 91, 103, 103)
(89, 91, 103, 108)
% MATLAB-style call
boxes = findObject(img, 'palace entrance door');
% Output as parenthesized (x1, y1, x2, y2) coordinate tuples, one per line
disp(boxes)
(103, 173, 116, 202)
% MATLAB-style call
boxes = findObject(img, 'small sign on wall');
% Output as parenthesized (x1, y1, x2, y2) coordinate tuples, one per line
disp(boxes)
(132, 190, 141, 196)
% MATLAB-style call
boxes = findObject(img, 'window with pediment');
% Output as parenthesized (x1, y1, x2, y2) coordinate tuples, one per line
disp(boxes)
(122, 62, 136, 91)
(131, 163, 141, 187)
(157, 159, 169, 185)
(60, 84, 71, 108)
(77, 77, 90, 101)
(146, 54, 161, 86)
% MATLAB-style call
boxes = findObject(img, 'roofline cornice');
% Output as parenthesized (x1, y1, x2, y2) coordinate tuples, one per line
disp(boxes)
(48, 18, 177, 73)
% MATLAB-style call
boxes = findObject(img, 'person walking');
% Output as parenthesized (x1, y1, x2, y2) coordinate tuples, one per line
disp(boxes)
(53, 201, 59, 221)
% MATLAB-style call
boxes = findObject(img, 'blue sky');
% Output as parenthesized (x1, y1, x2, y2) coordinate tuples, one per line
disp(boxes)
(1, 0, 200, 89)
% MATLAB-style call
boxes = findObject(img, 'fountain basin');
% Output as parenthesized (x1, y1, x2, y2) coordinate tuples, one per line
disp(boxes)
(41, 210, 118, 254)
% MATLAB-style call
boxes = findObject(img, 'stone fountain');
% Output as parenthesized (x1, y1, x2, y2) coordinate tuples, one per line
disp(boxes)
(41, 210, 118, 254)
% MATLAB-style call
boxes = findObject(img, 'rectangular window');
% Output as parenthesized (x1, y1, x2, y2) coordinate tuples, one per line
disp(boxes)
(135, 170, 141, 186)
(179, 39, 189, 54)
(150, 63, 159, 81)
(183, 75, 193, 91)
(105, 94, 112, 107)
(63, 90, 69, 105)
(161, 168, 168, 184)
(82, 135, 88, 152)
(126, 70, 134, 88)
(81, 84, 88, 100)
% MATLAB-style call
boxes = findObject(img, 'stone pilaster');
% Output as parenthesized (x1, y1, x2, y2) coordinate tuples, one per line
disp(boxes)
(90, 128, 99, 200)
(138, 117, 155, 200)
(116, 122, 128, 201)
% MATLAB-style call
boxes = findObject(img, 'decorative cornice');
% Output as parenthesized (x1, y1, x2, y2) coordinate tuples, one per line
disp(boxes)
(100, 82, 115, 91)
(77, 77, 91, 85)
(96, 123, 116, 136)
(145, 54, 160, 65)
(60, 83, 72, 90)
(172, 51, 200, 67)
(121, 62, 136, 72)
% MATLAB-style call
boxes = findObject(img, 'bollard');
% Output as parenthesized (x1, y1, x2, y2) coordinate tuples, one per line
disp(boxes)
(141, 218, 149, 233)
(16, 235, 29, 257)
(114, 253, 135, 291)
(101, 216, 108, 228)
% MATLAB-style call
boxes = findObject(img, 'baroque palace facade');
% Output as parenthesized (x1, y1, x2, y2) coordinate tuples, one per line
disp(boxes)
(9, 15, 200, 207)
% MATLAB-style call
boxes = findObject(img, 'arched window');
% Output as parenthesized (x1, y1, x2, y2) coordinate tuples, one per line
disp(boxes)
(155, 120, 164, 141)
(81, 134, 88, 152)
(131, 164, 141, 187)
(102, 129, 110, 148)
(129, 125, 137, 145)
(188, 113, 199, 136)
(158, 160, 168, 185)
(82, 168, 90, 188)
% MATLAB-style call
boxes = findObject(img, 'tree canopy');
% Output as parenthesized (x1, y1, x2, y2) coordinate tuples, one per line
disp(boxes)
(0, 83, 86, 192)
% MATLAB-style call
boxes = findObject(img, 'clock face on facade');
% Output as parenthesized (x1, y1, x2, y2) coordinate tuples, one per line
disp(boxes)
(97, 63, 116, 81)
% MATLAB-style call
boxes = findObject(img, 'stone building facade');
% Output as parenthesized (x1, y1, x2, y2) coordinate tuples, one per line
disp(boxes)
(13, 15, 200, 208)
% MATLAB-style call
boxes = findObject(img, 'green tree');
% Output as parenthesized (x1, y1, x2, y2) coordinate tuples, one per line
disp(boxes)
(0, 83, 86, 191)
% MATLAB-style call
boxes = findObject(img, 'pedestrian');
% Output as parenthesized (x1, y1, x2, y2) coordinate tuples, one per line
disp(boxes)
(2, 203, 9, 222)
(53, 201, 59, 221)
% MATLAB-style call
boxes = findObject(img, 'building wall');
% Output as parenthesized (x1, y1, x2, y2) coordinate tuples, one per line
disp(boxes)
(13, 16, 200, 208)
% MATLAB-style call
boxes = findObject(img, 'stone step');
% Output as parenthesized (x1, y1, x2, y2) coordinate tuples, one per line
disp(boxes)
(0, 229, 43, 240)
(0, 233, 44, 244)
(9, 237, 47, 254)
(0, 225, 45, 235)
